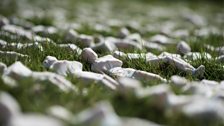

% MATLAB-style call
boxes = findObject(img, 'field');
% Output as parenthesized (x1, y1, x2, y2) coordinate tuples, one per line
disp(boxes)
(0, 0, 224, 126)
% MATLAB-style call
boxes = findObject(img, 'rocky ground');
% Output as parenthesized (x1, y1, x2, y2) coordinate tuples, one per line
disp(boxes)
(0, 0, 224, 126)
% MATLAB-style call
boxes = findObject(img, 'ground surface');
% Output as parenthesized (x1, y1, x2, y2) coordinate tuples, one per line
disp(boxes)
(0, 0, 224, 126)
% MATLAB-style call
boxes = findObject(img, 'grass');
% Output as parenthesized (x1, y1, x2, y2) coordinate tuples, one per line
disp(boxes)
(0, 0, 224, 126)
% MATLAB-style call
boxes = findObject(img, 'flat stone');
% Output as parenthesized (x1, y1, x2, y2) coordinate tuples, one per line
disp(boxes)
(9, 114, 64, 126)
(176, 41, 191, 55)
(73, 101, 122, 126)
(31, 72, 75, 92)
(47, 105, 73, 121)
(32, 25, 58, 36)
(58, 44, 82, 55)
(171, 75, 188, 88)
(92, 38, 117, 53)
(136, 84, 172, 109)
(77, 34, 94, 48)
(181, 99, 224, 125)
(91, 55, 123, 73)
(3, 61, 32, 80)
(74, 71, 118, 90)
(184, 52, 212, 60)
(125, 33, 142, 43)
(0, 51, 29, 60)
(117, 77, 142, 93)
(81, 48, 98, 64)
(2, 24, 33, 40)
(150, 34, 175, 45)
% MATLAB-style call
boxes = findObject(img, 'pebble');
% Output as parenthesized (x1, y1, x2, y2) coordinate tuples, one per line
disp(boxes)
(150, 34, 175, 45)
(9, 114, 64, 126)
(43, 56, 83, 76)
(117, 77, 142, 93)
(171, 75, 188, 88)
(118, 27, 130, 38)
(64, 29, 79, 42)
(0, 16, 9, 27)
(77, 34, 95, 48)
(32, 25, 58, 36)
(47, 105, 73, 121)
(81, 48, 98, 64)
(0, 39, 7, 48)
(73, 101, 122, 126)
(91, 38, 117, 53)
(184, 52, 212, 60)
(91, 55, 123, 73)
(176, 41, 191, 55)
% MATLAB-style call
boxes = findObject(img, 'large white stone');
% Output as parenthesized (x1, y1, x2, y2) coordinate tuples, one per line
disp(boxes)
(81, 48, 98, 64)
(73, 101, 122, 126)
(91, 55, 123, 73)
(31, 72, 75, 92)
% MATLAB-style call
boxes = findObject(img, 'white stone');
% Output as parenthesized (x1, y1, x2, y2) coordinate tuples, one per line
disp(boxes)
(171, 75, 188, 88)
(0, 51, 29, 60)
(74, 71, 118, 90)
(184, 52, 212, 60)
(118, 27, 130, 38)
(74, 101, 122, 126)
(181, 99, 224, 125)
(91, 55, 123, 73)
(43, 56, 83, 76)
(64, 29, 79, 42)
(125, 33, 142, 43)
(121, 117, 161, 126)
(92, 38, 117, 53)
(31, 72, 75, 92)
(47, 105, 73, 121)
(216, 55, 224, 63)
(136, 84, 172, 109)
(176, 41, 191, 55)
(32, 25, 58, 35)
(77, 34, 94, 48)
(58, 44, 82, 55)
(81, 48, 98, 64)
(3, 61, 32, 80)
(9, 114, 64, 126)
(117, 77, 142, 93)
(150, 34, 175, 45)
(0, 39, 7, 48)
(2, 25, 33, 40)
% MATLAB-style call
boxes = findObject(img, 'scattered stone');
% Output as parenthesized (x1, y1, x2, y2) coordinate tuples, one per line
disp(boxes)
(64, 29, 79, 42)
(176, 41, 191, 55)
(58, 43, 82, 55)
(118, 27, 130, 38)
(184, 52, 212, 60)
(9, 114, 64, 126)
(171, 75, 188, 88)
(0, 39, 7, 48)
(43, 56, 83, 76)
(181, 99, 224, 125)
(91, 38, 117, 53)
(73, 101, 122, 126)
(0, 51, 29, 60)
(91, 55, 123, 73)
(81, 48, 98, 64)
(32, 25, 58, 36)
(117, 77, 142, 93)
(47, 105, 73, 121)
(216, 55, 224, 63)
(0, 16, 9, 28)
(77, 34, 95, 48)
(150, 34, 175, 45)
